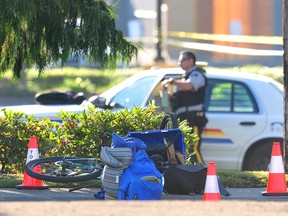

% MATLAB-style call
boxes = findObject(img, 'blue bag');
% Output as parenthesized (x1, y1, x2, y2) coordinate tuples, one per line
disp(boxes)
(111, 133, 147, 155)
(118, 150, 164, 200)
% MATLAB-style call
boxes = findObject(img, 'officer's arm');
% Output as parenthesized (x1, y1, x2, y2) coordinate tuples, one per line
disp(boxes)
(171, 79, 193, 91)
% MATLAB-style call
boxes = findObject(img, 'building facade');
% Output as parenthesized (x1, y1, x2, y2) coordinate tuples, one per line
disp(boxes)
(110, 0, 283, 67)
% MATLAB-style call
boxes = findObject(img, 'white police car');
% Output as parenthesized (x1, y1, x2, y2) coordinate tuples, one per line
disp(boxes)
(1, 67, 283, 171)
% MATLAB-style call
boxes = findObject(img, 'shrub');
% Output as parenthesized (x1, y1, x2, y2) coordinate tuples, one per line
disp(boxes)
(0, 105, 196, 174)
(0, 109, 58, 173)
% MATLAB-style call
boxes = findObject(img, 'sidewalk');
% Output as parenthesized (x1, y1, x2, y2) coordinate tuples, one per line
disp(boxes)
(1, 187, 288, 202)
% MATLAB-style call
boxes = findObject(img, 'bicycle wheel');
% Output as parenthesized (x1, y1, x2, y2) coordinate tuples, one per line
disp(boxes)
(25, 156, 103, 183)
(159, 113, 178, 129)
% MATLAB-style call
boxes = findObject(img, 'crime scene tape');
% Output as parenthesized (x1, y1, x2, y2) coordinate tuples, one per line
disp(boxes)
(167, 39, 283, 56)
(167, 31, 283, 45)
(127, 31, 284, 56)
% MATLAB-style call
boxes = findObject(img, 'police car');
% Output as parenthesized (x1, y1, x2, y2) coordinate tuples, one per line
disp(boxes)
(1, 67, 283, 171)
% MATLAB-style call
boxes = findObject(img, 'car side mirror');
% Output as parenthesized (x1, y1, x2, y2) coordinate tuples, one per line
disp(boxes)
(88, 95, 107, 109)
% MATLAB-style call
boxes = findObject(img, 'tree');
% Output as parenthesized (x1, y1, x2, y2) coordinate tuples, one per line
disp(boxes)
(0, 0, 137, 79)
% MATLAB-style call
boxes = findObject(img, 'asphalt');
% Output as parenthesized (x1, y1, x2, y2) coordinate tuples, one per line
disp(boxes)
(1, 187, 288, 202)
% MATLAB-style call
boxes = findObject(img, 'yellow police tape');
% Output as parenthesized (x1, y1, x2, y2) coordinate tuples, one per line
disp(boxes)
(127, 31, 283, 56)
(167, 31, 282, 45)
(167, 39, 283, 56)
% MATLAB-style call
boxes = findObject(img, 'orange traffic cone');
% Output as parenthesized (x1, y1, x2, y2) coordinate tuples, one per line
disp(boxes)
(262, 142, 288, 196)
(16, 136, 49, 190)
(203, 162, 221, 201)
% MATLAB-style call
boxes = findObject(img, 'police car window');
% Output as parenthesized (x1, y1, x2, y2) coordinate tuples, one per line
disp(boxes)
(207, 80, 258, 113)
(110, 76, 157, 109)
(233, 83, 258, 112)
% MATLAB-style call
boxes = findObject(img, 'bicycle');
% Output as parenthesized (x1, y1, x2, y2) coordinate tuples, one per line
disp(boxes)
(25, 156, 103, 183)
(24, 113, 179, 185)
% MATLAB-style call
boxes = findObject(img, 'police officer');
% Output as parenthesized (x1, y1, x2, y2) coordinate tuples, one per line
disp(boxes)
(162, 51, 208, 163)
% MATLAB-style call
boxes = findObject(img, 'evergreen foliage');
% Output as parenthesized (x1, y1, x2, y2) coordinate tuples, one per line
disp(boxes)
(0, 0, 138, 79)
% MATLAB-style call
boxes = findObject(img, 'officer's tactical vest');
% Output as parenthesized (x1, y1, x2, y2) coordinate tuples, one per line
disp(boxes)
(176, 67, 207, 108)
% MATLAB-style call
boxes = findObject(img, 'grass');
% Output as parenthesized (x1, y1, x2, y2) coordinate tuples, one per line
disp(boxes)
(0, 67, 141, 98)
(0, 64, 283, 98)
(2, 170, 287, 189)
(217, 170, 271, 188)
(0, 173, 101, 189)
(225, 64, 283, 84)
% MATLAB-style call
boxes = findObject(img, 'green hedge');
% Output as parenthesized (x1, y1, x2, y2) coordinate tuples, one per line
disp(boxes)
(0, 104, 196, 174)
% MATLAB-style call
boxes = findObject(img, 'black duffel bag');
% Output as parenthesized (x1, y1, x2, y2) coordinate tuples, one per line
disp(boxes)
(163, 163, 207, 195)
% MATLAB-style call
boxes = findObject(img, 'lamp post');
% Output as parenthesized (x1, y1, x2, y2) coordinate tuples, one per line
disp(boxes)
(154, 0, 164, 63)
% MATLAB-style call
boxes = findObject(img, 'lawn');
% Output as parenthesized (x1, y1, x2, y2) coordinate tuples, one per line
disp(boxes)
(0, 65, 283, 99)
(0, 67, 142, 98)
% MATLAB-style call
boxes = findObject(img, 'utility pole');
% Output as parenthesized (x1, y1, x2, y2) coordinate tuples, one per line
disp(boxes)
(283, 0, 288, 169)
(154, 0, 165, 63)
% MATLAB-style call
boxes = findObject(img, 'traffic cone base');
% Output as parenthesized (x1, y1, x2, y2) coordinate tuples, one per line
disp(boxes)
(203, 193, 221, 200)
(16, 171, 49, 190)
(266, 173, 287, 192)
(261, 191, 288, 196)
(262, 142, 288, 196)
(16, 136, 49, 190)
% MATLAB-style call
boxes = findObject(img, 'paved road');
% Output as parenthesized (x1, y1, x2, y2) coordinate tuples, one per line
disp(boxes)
(1, 188, 288, 216)
(0, 97, 34, 106)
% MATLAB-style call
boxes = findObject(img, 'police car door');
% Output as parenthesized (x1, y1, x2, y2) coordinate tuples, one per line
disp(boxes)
(201, 79, 266, 170)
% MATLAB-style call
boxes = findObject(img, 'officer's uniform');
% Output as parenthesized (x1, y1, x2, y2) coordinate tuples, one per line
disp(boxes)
(172, 66, 208, 163)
